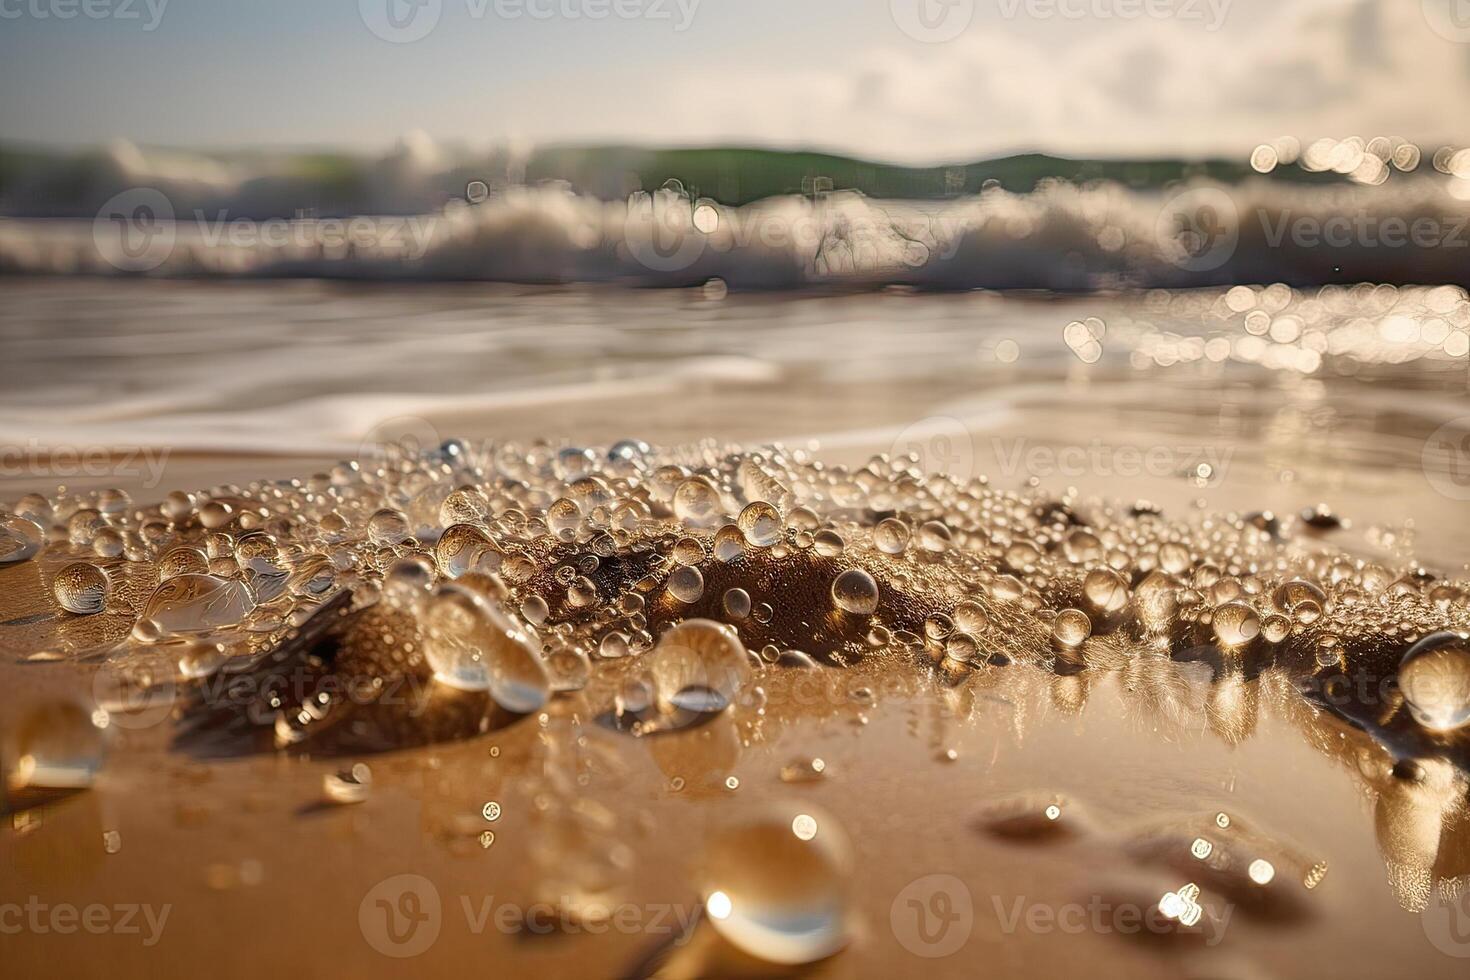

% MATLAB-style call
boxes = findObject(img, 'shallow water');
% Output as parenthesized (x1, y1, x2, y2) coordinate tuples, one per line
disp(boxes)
(3, 277, 1469, 549)
(3, 277, 1470, 978)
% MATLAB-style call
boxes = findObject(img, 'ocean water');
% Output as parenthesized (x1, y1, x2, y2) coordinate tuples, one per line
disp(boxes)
(2, 276, 1468, 560)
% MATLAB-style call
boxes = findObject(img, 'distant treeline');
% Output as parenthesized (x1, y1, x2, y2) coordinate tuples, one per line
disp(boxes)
(0, 140, 1346, 218)
(527, 145, 1342, 203)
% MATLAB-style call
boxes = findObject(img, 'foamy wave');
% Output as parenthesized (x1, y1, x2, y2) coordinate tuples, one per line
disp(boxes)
(6, 176, 1470, 289)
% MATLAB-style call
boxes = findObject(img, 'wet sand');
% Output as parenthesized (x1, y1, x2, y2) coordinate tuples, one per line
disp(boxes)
(4, 280, 1470, 978)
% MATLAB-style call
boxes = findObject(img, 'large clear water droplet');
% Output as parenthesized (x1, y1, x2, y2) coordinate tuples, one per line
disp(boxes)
(830, 568, 879, 615)
(424, 586, 549, 713)
(1213, 601, 1261, 648)
(700, 803, 852, 964)
(1399, 631, 1470, 732)
(0, 512, 45, 564)
(52, 562, 110, 615)
(673, 477, 724, 528)
(142, 573, 256, 633)
(435, 523, 494, 579)
(737, 501, 783, 548)
(648, 620, 750, 715)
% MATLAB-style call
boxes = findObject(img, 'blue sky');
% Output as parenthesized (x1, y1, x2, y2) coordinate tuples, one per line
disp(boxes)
(1, 0, 1466, 162)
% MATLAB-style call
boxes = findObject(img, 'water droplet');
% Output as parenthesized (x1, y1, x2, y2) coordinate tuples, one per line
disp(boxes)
(545, 645, 592, 693)
(567, 576, 599, 608)
(366, 508, 411, 546)
(1083, 568, 1129, 617)
(436, 523, 493, 578)
(673, 477, 723, 528)
(323, 763, 372, 805)
(158, 546, 209, 580)
(547, 497, 582, 536)
(723, 587, 752, 620)
(917, 520, 951, 553)
(424, 586, 549, 712)
(976, 793, 1083, 841)
(830, 568, 879, 615)
(738, 501, 783, 548)
(812, 529, 845, 557)
(1261, 614, 1291, 644)
(178, 641, 227, 679)
(699, 804, 852, 964)
(714, 524, 746, 562)
(142, 574, 255, 633)
(1399, 631, 1470, 732)
(780, 757, 827, 782)
(521, 595, 550, 626)
(667, 565, 705, 604)
(873, 518, 909, 555)
(672, 536, 706, 565)
(52, 562, 109, 615)
(1052, 608, 1092, 647)
(91, 529, 124, 559)
(1273, 578, 1327, 615)
(648, 619, 750, 714)
(439, 487, 490, 526)
(199, 499, 234, 530)
(953, 600, 988, 634)
(1212, 601, 1261, 648)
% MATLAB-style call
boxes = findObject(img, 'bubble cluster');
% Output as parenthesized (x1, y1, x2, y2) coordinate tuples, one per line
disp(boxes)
(3, 435, 1468, 763)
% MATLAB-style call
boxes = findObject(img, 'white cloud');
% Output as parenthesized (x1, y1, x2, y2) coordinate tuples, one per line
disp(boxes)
(602, 0, 1469, 162)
